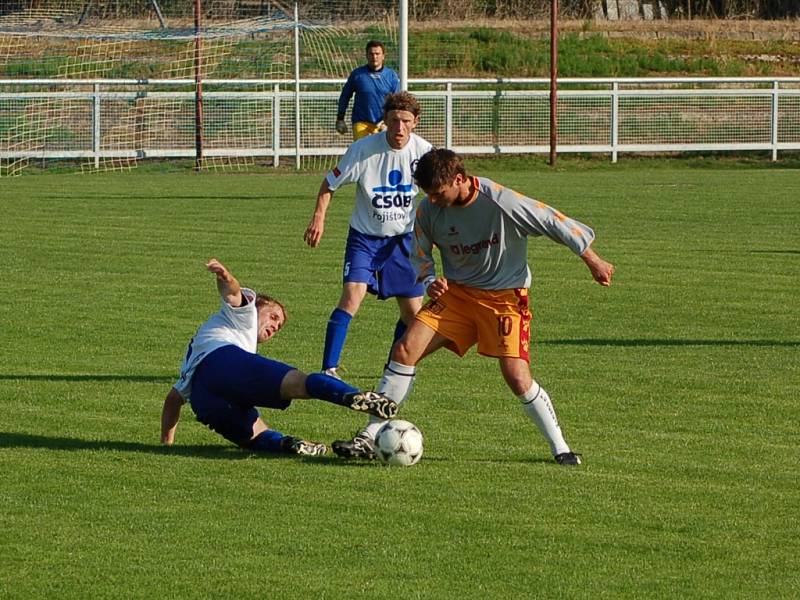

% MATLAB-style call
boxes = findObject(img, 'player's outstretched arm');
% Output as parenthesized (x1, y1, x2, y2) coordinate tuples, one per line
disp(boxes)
(160, 387, 184, 445)
(206, 258, 243, 306)
(580, 247, 615, 287)
(304, 179, 334, 248)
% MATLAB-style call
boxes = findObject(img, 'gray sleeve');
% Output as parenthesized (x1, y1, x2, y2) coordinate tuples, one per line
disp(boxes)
(496, 186, 595, 255)
(410, 202, 437, 284)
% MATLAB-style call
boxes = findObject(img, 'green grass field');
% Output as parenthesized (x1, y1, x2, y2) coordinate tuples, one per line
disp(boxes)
(1, 161, 798, 598)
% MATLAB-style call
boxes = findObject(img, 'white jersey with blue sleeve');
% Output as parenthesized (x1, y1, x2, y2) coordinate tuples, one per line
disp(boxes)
(173, 288, 258, 401)
(412, 177, 595, 290)
(326, 131, 433, 237)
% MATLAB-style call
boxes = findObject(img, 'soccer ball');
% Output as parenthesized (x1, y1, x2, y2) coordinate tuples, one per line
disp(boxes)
(374, 419, 423, 466)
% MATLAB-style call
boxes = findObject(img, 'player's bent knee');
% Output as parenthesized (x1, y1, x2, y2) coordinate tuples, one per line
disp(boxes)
(507, 380, 531, 397)
(279, 369, 308, 400)
(337, 295, 364, 315)
(499, 361, 532, 396)
(197, 413, 253, 448)
(391, 340, 418, 366)
(502, 372, 532, 396)
(399, 305, 421, 324)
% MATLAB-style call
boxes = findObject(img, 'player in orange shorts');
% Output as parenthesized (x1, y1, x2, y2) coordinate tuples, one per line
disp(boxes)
(333, 149, 615, 465)
(414, 284, 532, 360)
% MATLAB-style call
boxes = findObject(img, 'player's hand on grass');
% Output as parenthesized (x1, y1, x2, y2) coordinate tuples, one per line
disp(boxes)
(581, 248, 615, 287)
(335, 119, 347, 135)
(160, 387, 183, 446)
(426, 277, 449, 301)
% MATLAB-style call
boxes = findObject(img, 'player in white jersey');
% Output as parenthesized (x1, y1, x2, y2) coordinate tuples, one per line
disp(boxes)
(304, 92, 433, 378)
(159, 259, 397, 456)
(333, 149, 615, 465)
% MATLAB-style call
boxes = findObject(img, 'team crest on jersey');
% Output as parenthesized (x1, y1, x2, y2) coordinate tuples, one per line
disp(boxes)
(372, 169, 413, 194)
(370, 169, 414, 214)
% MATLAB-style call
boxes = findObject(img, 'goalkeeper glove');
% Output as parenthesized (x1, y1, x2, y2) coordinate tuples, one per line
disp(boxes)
(335, 119, 347, 135)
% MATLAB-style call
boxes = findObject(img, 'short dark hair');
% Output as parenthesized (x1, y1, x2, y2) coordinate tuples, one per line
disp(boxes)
(413, 148, 467, 191)
(365, 40, 386, 53)
(383, 91, 421, 118)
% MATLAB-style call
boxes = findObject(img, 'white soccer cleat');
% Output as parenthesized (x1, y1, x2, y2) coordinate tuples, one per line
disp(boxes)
(322, 367, 341, 380)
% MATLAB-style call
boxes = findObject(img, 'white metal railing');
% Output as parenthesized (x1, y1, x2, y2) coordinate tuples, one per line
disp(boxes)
(1, 77, 799, 169)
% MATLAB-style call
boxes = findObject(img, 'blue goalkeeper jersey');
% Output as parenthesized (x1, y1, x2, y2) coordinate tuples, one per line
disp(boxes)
(337, 65, 400, 125)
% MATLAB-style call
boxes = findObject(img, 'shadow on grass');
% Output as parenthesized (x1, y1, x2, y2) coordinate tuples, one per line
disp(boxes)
(0, 372, 382, 389)
(0, 431, 330, 463)
(0, 432, 562, 467)
(95, 194, 270, 202)
(540, 338, 800, 348)
(0, 374, 176, 383)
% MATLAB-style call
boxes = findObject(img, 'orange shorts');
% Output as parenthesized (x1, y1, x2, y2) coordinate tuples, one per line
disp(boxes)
(415, 282, 531, 361)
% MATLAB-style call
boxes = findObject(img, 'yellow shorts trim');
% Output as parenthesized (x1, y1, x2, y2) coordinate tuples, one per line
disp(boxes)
(415, 283, 531, 361)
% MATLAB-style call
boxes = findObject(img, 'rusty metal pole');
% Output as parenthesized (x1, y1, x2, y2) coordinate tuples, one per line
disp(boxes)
(194, 0, 204, 171)
(549, 0, 558, 166)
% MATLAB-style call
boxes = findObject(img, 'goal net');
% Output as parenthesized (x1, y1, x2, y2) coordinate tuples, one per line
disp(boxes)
(0, 0, 399, 175)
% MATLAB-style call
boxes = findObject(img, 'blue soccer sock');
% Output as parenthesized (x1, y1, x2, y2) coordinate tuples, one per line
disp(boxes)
(322, 308, 353, 370)
(247, 429, 286, 453)
(305, 372, 358, 408)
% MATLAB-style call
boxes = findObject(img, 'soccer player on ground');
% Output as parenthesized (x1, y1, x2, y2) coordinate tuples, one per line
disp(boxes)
(336, 40, 401, 140)
(333, 149, 615, 465)
(304, 92, 433, 379)
(159, 259, 397, 456)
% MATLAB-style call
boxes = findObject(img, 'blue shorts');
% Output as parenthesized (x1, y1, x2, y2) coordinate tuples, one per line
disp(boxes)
(342, 227, 425, 300)
(189, 345, 295, 446)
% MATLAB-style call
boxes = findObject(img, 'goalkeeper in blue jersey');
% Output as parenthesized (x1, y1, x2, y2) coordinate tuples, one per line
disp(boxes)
(159, 259, 397, 456)
(333, 149, 615, 465)
(336, 40, 401, 140)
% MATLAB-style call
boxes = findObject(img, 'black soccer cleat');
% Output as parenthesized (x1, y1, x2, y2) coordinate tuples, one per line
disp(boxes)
(344, 391, 398, 419)
(332, 433, 377, 460)
(554, 451, 582, 466)
(281, 436, 328, 457)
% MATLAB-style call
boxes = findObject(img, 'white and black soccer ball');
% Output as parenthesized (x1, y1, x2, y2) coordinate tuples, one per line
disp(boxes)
(374, 419, 423, 466)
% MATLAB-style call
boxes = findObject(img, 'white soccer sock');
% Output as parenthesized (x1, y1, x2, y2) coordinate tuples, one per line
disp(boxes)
(519, 381, 570, 456)
(363, 361, 416, 439)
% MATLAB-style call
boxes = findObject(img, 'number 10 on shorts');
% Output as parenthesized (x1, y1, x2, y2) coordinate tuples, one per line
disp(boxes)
(497, 315, 513, 337)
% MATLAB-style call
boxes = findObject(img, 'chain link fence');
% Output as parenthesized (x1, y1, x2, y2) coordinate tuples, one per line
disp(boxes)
(1, 1, 799, 174)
